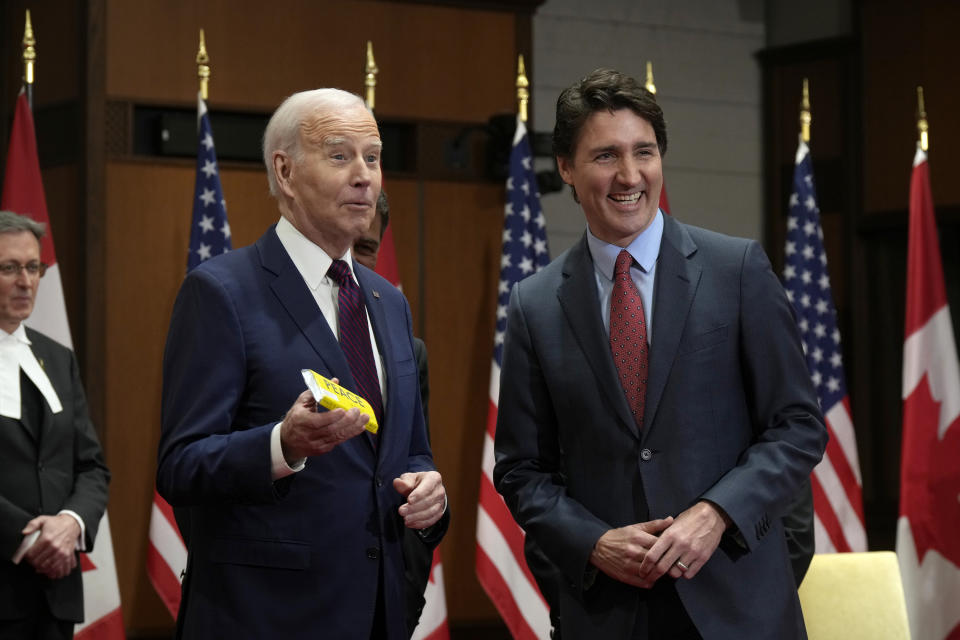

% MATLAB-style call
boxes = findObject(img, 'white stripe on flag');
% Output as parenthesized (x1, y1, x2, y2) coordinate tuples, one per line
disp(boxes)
(23, 263, 73, 349)
(489, 362, 501, 406)
(812, 513, 836, 554)
(74, 513, 122, 633)
(824, 401, 861, 485)
(476, 507, 552, 639)
(812, 451, 867, 548)
(149, 503, 187, 582)
(411, 556, 448, 640)
(482, 431, 496, 483)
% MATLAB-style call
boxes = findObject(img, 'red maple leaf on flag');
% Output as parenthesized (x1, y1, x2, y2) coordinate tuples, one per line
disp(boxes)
(79, 553, 97, 572)
(901, 373, 960, 568)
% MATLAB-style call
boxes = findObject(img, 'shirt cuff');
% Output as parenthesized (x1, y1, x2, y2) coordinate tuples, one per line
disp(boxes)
(57, 510, 86, 551)
(271, 422, 306, 480)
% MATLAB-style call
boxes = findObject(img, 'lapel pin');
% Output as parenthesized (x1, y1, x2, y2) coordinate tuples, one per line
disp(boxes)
(372, 290, 380, 299)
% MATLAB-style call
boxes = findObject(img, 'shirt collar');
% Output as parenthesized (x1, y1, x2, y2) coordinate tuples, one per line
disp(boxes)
(0, 324, 31, 346)
(274, 216, 356, 289)
(586, 209, 664, 280)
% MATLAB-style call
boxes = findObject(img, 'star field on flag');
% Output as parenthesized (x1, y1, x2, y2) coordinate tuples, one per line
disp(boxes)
(188, 96, 231, 271)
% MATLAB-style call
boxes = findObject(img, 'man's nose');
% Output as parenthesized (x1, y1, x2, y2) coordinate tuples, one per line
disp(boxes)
(617, 157, 642, 185)
(351, 157, 374, 186)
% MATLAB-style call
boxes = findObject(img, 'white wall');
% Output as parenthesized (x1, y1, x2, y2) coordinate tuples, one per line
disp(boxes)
(532, 0, 766, 254)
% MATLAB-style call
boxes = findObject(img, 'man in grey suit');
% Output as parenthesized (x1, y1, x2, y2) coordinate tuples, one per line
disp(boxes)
(494, 69, 828, 639)
(0, 211, 110, 639)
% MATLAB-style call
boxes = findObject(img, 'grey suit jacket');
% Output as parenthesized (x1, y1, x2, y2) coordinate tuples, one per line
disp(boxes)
(0, 328, 110, 623)
(494, 217, 827, 639)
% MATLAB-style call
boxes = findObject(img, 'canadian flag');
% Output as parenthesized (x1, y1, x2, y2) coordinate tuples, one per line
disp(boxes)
(2, 89, 125, 638)
(374, 220, 450, 640)
(897, 146, 960, 640)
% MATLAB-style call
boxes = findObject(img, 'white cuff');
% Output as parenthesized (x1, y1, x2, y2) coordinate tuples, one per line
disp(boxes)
(57, 510, 86, 551)
(271, 422, 306, 480)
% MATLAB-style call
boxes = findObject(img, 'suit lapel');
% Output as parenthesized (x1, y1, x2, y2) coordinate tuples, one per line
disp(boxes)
(557, 235, 639, 439)
(642, 217, 701, 441)
(257, 228, 354, 388)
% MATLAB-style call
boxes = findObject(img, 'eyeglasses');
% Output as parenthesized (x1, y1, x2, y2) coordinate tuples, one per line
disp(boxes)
(0, 262, 47, 278)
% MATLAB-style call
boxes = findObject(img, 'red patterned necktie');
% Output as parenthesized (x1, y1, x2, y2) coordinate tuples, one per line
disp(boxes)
(610, 249, 648, 429)
(327, 260, 384, 427)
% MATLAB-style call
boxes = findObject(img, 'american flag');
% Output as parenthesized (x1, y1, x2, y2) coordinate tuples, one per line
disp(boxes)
(782, 138, 866, 553)
(147, 92, 231, 618)
(187, 95, 231, 269)
(476, 116, 551, 639)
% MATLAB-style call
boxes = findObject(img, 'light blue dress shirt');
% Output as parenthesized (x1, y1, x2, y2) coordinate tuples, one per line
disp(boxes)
(586, 210, 664, 343)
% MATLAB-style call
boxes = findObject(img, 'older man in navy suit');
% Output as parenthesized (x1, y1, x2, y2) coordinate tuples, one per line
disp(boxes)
(158, 89, 447, 639)
(494, 69, 827, 639)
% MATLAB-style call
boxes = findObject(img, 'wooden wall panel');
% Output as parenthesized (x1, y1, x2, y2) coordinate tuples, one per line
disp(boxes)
(862, 1, 960, 213)
(104, 160, 277, 634)
(106, 0, 516, 122)
(422, 180, 504, 622)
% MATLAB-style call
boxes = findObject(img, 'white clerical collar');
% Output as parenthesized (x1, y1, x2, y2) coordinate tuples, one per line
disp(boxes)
(0, 324, 62, 420)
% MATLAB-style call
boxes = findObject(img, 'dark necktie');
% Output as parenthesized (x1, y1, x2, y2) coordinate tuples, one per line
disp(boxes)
(610, 249, 649, 429)
(327, 260, 384, 427)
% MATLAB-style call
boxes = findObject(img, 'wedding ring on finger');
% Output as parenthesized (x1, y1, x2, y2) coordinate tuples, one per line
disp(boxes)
(675, 559, 689, 571)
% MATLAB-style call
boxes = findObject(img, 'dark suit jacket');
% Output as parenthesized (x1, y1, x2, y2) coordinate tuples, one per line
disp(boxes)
(158, 226, 445, 639)
(0, 328, 109, 623)
(494, 217, 828, 639)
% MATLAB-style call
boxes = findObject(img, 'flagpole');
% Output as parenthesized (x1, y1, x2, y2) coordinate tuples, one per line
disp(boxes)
(516, 55, 529, 123)
(916, 86, 928, 152)
(197, 29, 210, 101)
(800, 78, 811, 144)
(22, 10, 36, 109)
(365, 41, 378, 111)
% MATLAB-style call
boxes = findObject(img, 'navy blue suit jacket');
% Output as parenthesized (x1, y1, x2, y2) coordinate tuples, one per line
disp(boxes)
(494, 217, 827, 639)
(158, 225, 438, 638)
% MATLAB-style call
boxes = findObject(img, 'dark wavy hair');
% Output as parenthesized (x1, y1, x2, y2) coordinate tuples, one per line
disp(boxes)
(553, 68, 667, 160)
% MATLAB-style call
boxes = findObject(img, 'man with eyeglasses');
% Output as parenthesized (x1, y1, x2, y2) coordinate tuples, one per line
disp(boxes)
(0, 210, 110, 639)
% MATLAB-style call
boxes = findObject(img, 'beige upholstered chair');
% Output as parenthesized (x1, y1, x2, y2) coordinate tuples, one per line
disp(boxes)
(798, 551, 911, 639)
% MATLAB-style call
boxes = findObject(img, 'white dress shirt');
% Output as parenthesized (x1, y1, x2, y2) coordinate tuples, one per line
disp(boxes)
(269, 217, 387, 478)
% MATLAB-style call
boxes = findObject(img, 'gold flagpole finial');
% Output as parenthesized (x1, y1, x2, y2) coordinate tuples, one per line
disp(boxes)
(197, 29, 210, 100)
(516, 54, 529, 123)
(23, 9, 36, 86)
(800, 78, 811, 144)
(365, 41, 378, 111)
(645, 61, 657, 95)
(917, 86, 929, 152)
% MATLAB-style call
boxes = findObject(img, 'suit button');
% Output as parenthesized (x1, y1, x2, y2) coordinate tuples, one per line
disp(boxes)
(640, 448, 652, 461)
(366, 547, 379, 560)
(375, 476, 383, 488)
(37, 462, 43, 471)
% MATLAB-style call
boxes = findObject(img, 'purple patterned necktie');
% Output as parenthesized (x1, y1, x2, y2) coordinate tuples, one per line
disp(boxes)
(610, 249, 649, 429)
(327, 260, 384, 427)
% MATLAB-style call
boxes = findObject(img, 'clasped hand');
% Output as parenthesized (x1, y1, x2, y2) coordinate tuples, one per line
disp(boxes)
(22, 514, 80, 580)
(590, 501, 729, 588)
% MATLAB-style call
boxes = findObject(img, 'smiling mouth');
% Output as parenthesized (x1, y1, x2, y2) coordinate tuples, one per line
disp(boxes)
(609, 192, 643, 204)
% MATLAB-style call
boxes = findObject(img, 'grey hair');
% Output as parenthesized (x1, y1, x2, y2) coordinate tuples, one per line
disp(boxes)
(262, 88, 368, 198)
(0, 210, 45, 240)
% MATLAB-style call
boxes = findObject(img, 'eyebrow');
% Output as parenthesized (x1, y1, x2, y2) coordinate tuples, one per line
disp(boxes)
(322, 137, 383, 150)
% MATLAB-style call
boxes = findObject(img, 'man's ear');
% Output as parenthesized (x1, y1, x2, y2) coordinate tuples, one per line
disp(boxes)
(273, 152, 295, 197)
(556, 155, 574, 185)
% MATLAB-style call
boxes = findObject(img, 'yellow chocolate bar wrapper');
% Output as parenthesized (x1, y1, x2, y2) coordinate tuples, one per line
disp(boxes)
(300, 369, 379, 434)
